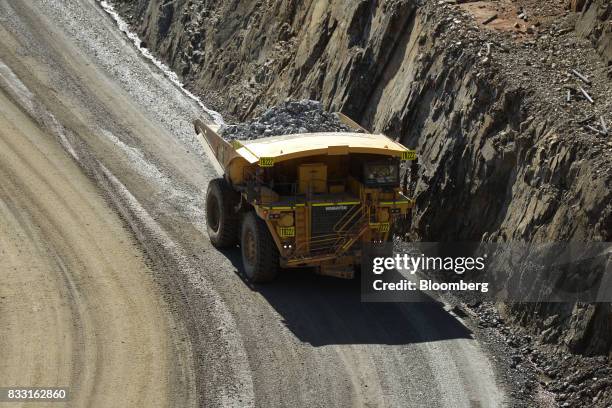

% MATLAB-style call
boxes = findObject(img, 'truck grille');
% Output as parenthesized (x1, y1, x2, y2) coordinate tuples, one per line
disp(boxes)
(311, 204, 358, 238)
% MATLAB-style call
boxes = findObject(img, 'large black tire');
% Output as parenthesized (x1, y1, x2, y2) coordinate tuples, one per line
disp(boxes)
(206, 178, 240, 248)
(240, 212, 279, 283)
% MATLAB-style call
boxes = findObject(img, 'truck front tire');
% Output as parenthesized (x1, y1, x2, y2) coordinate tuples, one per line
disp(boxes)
(241, 212, 279, 283)
(206, 178, 240, 248)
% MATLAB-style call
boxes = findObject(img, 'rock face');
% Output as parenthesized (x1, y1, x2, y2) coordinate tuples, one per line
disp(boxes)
(111, 0, 611, 356)
(575, 0, 611, 67)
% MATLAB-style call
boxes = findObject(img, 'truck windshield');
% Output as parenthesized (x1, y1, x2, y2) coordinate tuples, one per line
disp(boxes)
(363, 162, 399, 187)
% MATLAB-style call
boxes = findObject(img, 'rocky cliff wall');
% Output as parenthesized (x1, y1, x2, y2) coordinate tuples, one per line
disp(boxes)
(110, 0, 611, 356)
(576, 0, 611, 66)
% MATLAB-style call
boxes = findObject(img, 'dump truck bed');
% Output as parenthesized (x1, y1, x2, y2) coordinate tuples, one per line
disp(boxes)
(194, 118, 414, 171)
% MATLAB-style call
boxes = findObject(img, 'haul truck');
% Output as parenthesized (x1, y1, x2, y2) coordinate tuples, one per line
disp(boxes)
(194, 114, 416, 282)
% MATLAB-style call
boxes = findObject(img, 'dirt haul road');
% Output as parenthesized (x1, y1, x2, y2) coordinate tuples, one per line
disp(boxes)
(0, 1, 507, 407)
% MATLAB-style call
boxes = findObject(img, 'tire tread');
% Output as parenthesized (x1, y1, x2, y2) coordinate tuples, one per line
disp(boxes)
(206, 178, 240, 248)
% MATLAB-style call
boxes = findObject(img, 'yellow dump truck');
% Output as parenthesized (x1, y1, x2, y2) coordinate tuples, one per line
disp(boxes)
(194, 114, 416, 282)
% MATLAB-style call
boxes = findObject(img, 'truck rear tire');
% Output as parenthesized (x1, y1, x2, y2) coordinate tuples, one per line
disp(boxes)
(241, 212, 279, 282)
(206, 178, 240, 248)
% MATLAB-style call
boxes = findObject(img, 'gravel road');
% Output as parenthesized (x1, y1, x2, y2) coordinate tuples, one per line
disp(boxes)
(0, 0, 508, 406)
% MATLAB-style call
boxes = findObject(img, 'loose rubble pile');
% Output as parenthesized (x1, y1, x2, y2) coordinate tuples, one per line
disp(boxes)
(218, 100, 359, 141)
(471, 302, 612, 408)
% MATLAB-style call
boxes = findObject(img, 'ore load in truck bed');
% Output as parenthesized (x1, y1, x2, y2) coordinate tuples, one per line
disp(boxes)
(219, 100, 363, 141)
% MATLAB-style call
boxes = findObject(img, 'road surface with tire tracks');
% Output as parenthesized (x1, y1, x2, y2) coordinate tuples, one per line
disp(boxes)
(0, 1, 507, 406)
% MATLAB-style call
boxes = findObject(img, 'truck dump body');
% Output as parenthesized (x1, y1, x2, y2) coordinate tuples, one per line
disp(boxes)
(194, 118, 414, 168)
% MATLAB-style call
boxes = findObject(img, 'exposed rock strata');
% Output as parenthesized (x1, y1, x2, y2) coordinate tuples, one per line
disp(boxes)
(575, 0, 611, 67)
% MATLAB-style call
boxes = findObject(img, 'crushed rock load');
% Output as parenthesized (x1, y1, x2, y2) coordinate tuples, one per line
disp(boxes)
(219, 100, 361, 140)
